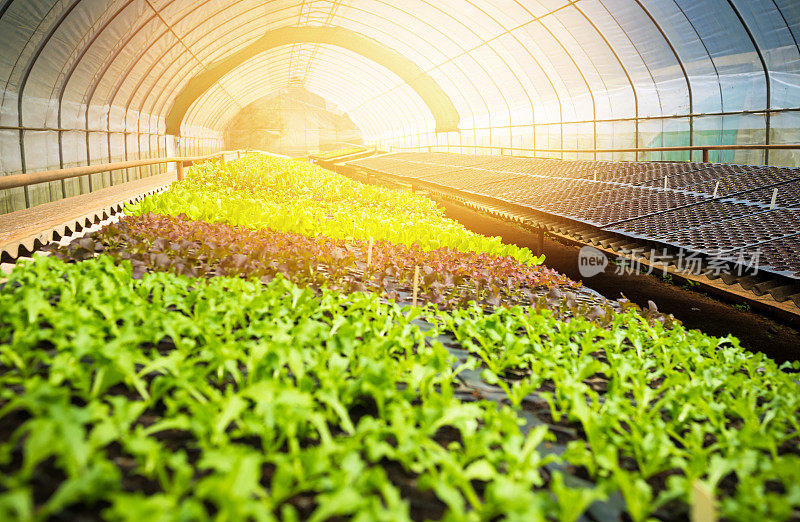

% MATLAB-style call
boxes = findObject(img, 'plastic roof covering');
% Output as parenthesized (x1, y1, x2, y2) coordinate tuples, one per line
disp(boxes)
(186, 43, 435, 141)
(1, 0, 800, 180)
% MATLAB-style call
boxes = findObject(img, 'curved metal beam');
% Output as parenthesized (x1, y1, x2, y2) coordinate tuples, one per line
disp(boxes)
(726, 0, 772, 164)
(0, 0, 16, 23)
(630, 0, 695, 156)
(164, 25, 460, 135)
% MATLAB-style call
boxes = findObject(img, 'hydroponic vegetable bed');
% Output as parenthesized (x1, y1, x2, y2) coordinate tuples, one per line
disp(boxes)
(1, 155, 798, 521)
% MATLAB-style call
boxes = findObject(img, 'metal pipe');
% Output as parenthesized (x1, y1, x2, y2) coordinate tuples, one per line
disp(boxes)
(403, 144, 800, 155)
(0, 151, 244, 191)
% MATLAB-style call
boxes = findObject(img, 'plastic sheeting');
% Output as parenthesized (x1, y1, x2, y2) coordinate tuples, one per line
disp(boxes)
(1, 0, 800, 213)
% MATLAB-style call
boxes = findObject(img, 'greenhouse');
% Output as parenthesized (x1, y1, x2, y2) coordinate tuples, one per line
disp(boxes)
(1, 1, 800, 520)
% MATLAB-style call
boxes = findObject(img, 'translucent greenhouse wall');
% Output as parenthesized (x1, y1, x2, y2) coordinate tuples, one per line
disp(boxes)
(370, 0, 800, 166)
(2, 0, 800, 214)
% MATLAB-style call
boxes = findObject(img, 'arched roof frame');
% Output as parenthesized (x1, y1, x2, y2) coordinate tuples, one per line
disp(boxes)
(163, 25, 460, 135)
(0, 0, 798, 197)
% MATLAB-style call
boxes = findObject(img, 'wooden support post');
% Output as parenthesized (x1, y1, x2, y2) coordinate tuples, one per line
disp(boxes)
(176, 161, 185, 181)
(412, 265, 420, 306)
(702, 148, 710, 163)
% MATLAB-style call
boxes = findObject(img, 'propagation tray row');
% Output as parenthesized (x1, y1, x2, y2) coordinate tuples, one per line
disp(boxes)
(348, 152, 800, 282)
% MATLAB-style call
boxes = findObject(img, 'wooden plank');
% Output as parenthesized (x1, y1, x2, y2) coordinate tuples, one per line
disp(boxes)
(0, 173, 176, 260)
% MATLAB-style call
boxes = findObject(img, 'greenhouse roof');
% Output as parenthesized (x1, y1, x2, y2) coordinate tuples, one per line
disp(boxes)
(1, 0, 799, 172)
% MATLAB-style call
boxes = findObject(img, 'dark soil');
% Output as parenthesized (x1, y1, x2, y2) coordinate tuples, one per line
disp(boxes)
(439, 198, 800, 364)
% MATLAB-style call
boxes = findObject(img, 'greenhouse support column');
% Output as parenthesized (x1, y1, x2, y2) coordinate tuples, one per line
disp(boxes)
(84, 129, 93, 193)
(57, 127, 66, 198)
(18, 127, 29, 208)
(123, 131, 131, 182)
